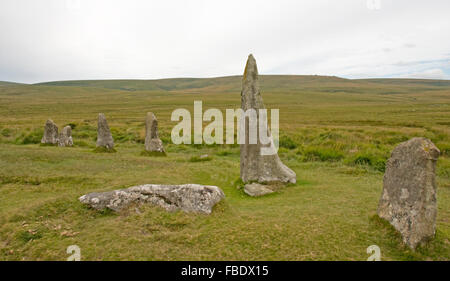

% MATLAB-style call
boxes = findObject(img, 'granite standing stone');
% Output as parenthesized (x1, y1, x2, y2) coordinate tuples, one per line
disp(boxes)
(58, 125, 73, 147)
(378, 137, 440, 249)
(41, 119, 59, 145)
(145, 112, 165, 153)
(240, 54, 296, 190)
(96, 113, 114, 149)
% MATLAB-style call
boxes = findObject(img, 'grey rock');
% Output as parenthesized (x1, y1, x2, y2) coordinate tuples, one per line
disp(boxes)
(96, 113, 114, 149)
(79, 184, 225, 214)
(58, 126, 73, 147)
(145, 112, 165, 153)
(41, 119, 59, 144)
(378, 137, 440, 249)
(244, 183, 274, 197)
(240, 54, 296, 184)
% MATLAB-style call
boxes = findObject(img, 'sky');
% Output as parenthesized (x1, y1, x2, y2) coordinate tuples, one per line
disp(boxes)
(1, 0, 450, 83)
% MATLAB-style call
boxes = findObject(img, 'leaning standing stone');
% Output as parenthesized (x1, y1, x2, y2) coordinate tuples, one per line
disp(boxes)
(378, 137, 440, 249)
(96, 113, 114, 150)
(58, 126, 73, 147)
(145, 112, 165, 153)
(41, 119, 59, 145)
(240, 54, 296, 187)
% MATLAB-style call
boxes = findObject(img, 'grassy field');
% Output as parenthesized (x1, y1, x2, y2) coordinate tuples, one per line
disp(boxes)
(0, 76, 449, 260)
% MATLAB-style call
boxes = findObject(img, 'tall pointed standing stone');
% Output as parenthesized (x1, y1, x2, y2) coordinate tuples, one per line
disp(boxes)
(240, 54, 296, 188)
(378, 137, 440, 249)
(145, 112, 165, 153)
(41, 119, 59, 145)
(58, 126, 73, 147)
(96, 113, 114, 150)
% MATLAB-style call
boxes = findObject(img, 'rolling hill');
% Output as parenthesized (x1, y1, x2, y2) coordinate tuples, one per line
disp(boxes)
(32, 75, 450, 94)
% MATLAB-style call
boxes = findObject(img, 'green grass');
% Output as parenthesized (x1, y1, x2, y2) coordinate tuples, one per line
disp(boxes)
(93, 147, 117, 153)
(297, 146, 345, 162)
(188, 155, 213, 162)
(140, 150, 167, 157)
(0, 75, 449, 260)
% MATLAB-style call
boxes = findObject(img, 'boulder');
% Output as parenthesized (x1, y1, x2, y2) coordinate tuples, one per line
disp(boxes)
(79, 184, 225, 214)
(145, 112, 165, 153)
(41, 119, 59, 145)
(244, 183, 274, 197)
(378, 137, 440, 249)
(58, 126, 73, 147)
(96, 113, 114, 149)
(240, 54, 296, 184)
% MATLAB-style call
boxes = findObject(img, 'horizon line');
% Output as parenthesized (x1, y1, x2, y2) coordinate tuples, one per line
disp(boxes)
(3, 74, 450, 85)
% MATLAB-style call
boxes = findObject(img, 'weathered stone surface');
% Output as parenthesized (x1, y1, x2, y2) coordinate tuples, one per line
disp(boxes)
(240, 54, 296, 184)
(244, 183, 274, 197)
(79, 184, 225, 214)
(378, 137, 440, 249)
(41, 119, 59, 144)
(58, 126, 73, 147)
(145, 112, 165, 152)
(96, 113, 114, 149)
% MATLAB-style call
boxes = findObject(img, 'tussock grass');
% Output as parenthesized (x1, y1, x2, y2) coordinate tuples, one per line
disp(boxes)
(15, 129, 42, 145)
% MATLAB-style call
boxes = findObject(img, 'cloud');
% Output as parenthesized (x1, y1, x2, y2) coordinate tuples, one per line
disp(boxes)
(1, 0, 450, 83)
(403, 43, 416, 48)
(401, 68, 449, 79)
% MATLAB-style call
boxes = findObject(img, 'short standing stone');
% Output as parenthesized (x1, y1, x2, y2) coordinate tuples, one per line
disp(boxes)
(145, 112, 165, 153)
(96, 113, 114, 149)
(240, 54, 296, 185)
(41, 119, 59, 145)
(378, 137, 440, 249)
(79, 184, 225, 214)
(58, 126, 73, 147)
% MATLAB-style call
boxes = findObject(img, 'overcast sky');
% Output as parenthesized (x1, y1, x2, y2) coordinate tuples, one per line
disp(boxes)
(1, 0, 450, 83)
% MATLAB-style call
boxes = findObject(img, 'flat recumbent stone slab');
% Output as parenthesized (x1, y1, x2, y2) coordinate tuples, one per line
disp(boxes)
(79, 184, 225, 214)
